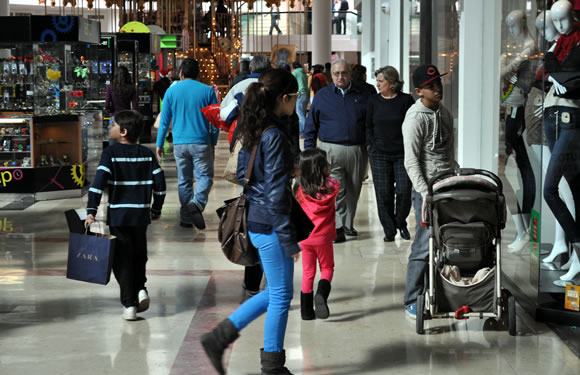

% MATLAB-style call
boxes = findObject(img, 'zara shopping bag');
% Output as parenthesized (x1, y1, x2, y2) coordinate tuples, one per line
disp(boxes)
(67, 231, 116, 285)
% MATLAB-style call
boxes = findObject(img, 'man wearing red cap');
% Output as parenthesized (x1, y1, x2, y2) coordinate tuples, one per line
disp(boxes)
(402, 64, 459, 319)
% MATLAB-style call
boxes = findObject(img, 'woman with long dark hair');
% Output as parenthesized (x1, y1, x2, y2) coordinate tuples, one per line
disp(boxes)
(105, 66, 137, 118)
(201, 69, 300, 375)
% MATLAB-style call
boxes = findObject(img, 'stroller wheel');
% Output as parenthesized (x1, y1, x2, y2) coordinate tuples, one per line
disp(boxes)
(508, 295, 517, 336)
(416, 294, 425, 334)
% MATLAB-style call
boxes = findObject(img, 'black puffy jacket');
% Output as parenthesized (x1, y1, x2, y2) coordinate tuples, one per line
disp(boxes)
(236, 122, 299, 256)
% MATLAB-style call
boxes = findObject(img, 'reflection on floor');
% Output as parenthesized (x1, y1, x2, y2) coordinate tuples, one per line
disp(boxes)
(0, 135, 579, 375)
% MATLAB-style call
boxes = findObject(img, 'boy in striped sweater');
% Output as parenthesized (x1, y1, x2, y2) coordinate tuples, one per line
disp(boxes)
(85, 110, 166, 321)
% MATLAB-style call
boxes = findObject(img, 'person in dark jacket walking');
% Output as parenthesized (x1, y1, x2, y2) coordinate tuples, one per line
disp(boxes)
(231, 59, 250, 88)
(304, 59, 371, 243)
(201, 69, 300, 375)
(85, 110, 166, 321)
(352, 64, 377, 96)
(366, 66, 414, 242)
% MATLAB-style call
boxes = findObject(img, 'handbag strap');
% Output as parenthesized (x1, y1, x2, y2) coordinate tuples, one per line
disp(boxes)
(242, 125, 276, 184)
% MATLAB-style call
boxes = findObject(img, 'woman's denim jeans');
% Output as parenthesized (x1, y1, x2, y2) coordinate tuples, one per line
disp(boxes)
(228, 231, 294, 352)
(173, 143, 214, 224)
(543, 106, 580, 243)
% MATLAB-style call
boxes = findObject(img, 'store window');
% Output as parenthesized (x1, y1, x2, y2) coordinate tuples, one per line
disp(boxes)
(500, 0, 580, 319)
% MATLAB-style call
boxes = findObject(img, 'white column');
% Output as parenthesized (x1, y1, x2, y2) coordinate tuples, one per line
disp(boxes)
(457, 1, 501, 173)
(374, 0, 407, 83)
(374, 1, 389, 68)
(361, 0, 375, 73)
(312, 0, 332, 65)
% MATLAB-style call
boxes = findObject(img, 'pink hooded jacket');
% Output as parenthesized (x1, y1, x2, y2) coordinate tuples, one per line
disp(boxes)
(296, 177, 339, 246)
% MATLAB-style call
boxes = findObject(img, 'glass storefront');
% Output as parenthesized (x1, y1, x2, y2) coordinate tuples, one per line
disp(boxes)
(404, 0, 579, 322)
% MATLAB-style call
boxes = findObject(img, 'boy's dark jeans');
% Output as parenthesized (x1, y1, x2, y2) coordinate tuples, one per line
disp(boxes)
(404, 190, 430, 306)
(543, 106, 580, 243)
(110, 226, 148, 308)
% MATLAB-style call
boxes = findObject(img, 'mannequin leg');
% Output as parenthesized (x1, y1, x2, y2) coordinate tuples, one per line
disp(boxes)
(498, 147, 528, 250)
(542, 112, 580, 262)
(504, 108, 534, 250)
(558, 251, 580, 282)
(508, 214, 529, 252)
(533, 145, 576, 262)
(561, 252, 574, 270)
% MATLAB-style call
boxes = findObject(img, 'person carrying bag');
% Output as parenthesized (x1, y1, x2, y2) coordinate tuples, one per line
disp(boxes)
(201, 68, 302, 375)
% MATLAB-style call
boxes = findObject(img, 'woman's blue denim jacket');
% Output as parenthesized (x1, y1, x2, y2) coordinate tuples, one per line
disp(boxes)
(236, 125, 299, 256)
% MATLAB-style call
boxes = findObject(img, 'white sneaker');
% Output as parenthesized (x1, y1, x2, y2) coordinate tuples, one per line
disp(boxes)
(122, 306, 137, 321)
(138, 289, 150, 313)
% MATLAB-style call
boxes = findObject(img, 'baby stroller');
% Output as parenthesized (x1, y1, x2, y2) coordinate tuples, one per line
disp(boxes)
(417, 168, 516, 336)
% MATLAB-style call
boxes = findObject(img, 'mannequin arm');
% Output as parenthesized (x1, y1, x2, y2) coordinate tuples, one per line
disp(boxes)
(548, 75, 567, 95)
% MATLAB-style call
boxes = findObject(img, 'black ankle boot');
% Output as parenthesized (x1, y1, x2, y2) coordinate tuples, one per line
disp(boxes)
(201, 319, 239, 375)
(314, 279, 331, 319)
(260, 349, 293, 374)
(300, 292, 315, 320)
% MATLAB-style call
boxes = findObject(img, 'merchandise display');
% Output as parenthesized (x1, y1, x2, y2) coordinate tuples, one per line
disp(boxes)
(0, 118, 32, 167)
(0, 16, 102, 199)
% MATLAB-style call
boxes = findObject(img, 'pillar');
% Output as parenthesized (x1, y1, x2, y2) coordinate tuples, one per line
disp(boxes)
(312, 0, 332, 65)
(457, 1, 501, 172)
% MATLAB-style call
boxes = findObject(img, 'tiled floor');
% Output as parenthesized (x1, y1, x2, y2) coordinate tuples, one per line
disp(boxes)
(0, 134, 579, 375)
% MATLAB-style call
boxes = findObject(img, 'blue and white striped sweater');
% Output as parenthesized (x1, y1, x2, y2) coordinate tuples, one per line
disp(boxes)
(87, 143, 166, 226)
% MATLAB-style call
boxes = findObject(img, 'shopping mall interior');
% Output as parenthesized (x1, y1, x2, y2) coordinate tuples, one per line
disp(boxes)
(0, 0, 579, 374)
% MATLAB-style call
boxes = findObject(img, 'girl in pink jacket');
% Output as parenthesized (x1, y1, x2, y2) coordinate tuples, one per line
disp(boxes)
(295, 148, 339, 320)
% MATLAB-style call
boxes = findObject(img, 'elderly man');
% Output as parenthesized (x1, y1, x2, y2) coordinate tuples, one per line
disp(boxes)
(304, 59, 370, 243)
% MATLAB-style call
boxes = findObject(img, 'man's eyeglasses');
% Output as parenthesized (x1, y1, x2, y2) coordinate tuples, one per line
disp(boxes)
(332, 71, 349, 77)
(287, 92, 301, 98)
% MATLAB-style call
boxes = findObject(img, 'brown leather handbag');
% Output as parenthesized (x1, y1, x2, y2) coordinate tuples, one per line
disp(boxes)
(216, 136, 262, 266)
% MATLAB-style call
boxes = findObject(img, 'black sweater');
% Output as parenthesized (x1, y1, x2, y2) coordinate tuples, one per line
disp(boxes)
(87, 143, 166, 227)
(366, 92, 415, 155)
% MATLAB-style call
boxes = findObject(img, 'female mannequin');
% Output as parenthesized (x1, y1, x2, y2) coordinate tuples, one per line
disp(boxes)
(501, 10, 537, 251)
(531, 11, 578, 266)
(541, 0, 580, 284)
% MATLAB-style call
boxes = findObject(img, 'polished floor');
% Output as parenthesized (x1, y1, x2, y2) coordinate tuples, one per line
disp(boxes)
(1, 134, 579, 375)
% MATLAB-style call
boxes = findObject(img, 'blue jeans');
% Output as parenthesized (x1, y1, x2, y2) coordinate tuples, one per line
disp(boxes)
(173, 143, 214, 224)
(543, 106, 580, 243)
(228, 231, 294, 352)
(295, 94, 308, 136)
(404, 190, 430, 306)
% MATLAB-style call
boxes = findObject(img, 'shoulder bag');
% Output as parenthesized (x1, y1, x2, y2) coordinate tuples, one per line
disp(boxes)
(216, 132, 265, 266)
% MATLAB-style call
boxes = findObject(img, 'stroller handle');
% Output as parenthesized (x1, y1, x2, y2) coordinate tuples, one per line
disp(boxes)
(427, 168, 503, 196)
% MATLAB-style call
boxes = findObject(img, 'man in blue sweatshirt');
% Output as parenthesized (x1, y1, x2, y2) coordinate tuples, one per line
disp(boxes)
(304, 59, 370, 243)
(156, 58, 218, 230)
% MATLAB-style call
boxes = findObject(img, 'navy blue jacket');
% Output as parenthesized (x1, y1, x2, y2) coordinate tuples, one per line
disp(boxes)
(236, 123, 299, 256)
(87, 143, 166, 227)
(304, 81, 370, 149)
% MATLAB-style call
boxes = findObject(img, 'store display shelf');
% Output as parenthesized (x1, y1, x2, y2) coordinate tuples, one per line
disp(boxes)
(0, 150, 30, 153)
(0, 134, 29, 137)
(35, 141, 72, 145)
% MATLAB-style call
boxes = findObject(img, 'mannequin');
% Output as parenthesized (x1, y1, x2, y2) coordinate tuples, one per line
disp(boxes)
(542, 0, 580, 284)
(531, 11, 578, 265)
(501, 10, 537, 251)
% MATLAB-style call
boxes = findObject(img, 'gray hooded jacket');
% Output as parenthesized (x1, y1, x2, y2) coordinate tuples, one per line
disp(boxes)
(402, 99, 458, 196)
